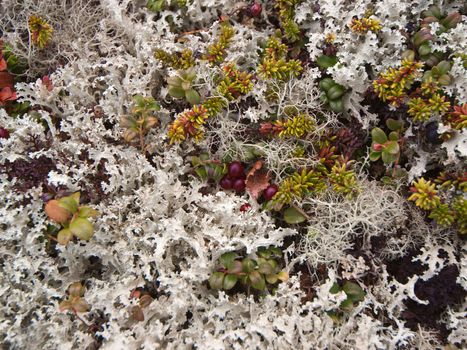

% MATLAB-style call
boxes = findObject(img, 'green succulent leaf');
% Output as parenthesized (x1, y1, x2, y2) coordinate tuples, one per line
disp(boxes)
(265, 273, 278, 284)
(328, 99, 344, 113)
(185, 89, 201, 105)
(369, 150, 381, 161)
(222, 274, 238, 290)
(258, 262, 274, 275)
(194, 167, 208, 181)
(209, 272, 225, 290)
(78, 206, 99, 219)
(69, 218, 94, 241)
(381, 151, 397, 164)
(385, 140, 400, 155)
(58, 196, 79, 214)
(283, 206, 307, 224)
(147, 0, 165, 12)
(316, 55, 338, 69)
(437, 74, 451, 86)
(388, 131, 399, 142)
(242, 258, 257, 273)
(319, 78, 335, 92)
(57, 228, 73, 245)
(340, 298, 354, 311)
(371, 127, 387, 144)
(168, 86, 186, 99)
(342, 281, 366, 303)
(386, 118, 403, 131)
(326, 85, 345, 100)
(220, 252, 237, 270)
(249, 271, 266, 290)
(329, 282, 341, 294)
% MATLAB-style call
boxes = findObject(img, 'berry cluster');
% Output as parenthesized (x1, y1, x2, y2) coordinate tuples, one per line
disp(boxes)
(220, 161, 246, 193)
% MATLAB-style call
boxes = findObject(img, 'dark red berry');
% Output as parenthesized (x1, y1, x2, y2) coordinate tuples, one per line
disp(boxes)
(0, 127, 9, 139)
(240, 203, 251, 212)
(249, 3, 262, 17)
(228, 161, 245, 179)
(263, 184, 278, 200)
(233, 179, 246, 193)
(219, 176, 233, 190)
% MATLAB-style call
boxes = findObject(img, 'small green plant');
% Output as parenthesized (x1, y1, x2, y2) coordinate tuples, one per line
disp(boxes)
(204, 21, 235, 64)
(28, 15, 53, 48)
(369, 119, 403, 165)
(327, 281, 366, 321)
(59, 282, 90, 314)
(257, 35, 302, 81)
(154, 48, 195, 69)
(319, 78, 346, 113)
(167, 104, 209, 143)
(408, 177, 466, 234)
(209, 247, 288, 293)
(191, 153, 226, 183)
(408, 178, 440, 210)
(274, 0, 301, 42)
(167, 69, 201, 105)
(217, 63, 253, 101)
(45, 192, 98, 245)
(328, 162, 359, 199)
(259, 113, 315, 139)
(147, 0, 188, 12)
(349, 16, 382, 33)
(120, 95, 160, 151)
(414, 5, 461, 66)
(272, 168, 326, 206)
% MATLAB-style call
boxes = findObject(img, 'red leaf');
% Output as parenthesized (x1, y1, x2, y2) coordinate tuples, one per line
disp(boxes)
(0, 59, 7, 72)
(0, 87, 16, 104)
(245, 160, 270, 199)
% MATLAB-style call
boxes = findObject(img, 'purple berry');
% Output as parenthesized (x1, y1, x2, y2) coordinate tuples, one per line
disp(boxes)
(263, 184, 278, 200)
(233, 179, 246, 193)
(219, 176, 233, 190)
(249, 3, 262, 18)
(0, 127, 9, 139)
(228, 161, 245, 179)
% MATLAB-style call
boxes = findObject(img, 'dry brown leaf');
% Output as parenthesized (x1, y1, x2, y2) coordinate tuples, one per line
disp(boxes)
(245, 160, 270, 199)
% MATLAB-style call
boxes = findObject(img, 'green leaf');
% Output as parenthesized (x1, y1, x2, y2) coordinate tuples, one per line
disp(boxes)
(242, 258, 257, 273)
(418, 43, 431, 56)
(437, 74, 452, 86)
(326, 85, 345, 100)
(316, 55, 338, 69)
(58, 196, 79, 214)
(340, 298, 354, 311)
(388, 131, 399, 142)
(265, 274, 278, 284)
(167, 76, 182, 87)
(185, 89, 201, 105)
(227, 260, 243, 274)
(381, 151, 397, 164)
(329, 282, 341, 294)
(320, 93, 329, 104)
(318, 78, 335, 92)
(78, 206, 99, 219)
(222, 274, 238, 290)
(249, 271, 266, 290)
(258, 262, 274, 275)
(371, 127, 387, 144)
(220, 252, 237, 270)
(385, 141, 400, 155)
(436, 60, 451, 74)
(69, 218, 94, 240)
(342, 281, 366, 303)
(329, 99, 344, 113)
(386, 118, 403, 131)
(283, 206, 307, 224)
(194, 167, 208, 181)
(369, 151, 381, 162)
(147, 0, 165, 12)
(209, 272, 225, 290)
(168, 86, 186, 99)
(57, 228, 73, 245)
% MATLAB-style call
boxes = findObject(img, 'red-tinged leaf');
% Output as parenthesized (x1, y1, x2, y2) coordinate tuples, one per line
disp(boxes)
(131, 306, 144, 321)
(0, 58, 7, 72)
(245, 160, 270, 199)
(0, 87, 16, 103)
